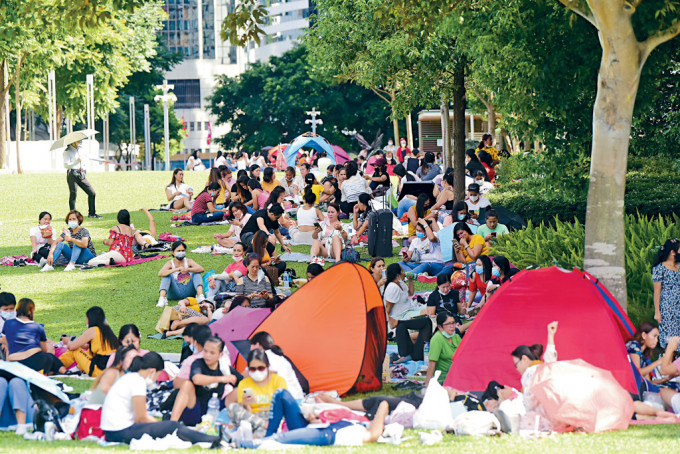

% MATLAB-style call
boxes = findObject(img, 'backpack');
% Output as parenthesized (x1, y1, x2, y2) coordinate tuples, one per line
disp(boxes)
(341, 245, 360, 263)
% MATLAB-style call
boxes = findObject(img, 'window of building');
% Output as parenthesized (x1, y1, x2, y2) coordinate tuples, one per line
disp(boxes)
(205, 121, 210, 130)
(169, 79, 201, 109)
(189, 122, 195, 131)
(197, 122, 202, 131)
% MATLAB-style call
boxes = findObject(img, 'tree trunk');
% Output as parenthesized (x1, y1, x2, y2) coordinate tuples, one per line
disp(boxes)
(56, 107, 64, 140)
(406, 112, 414, 150)
(452, 63, 466, 202)
(390, 92, 400, 147)
(487, 100, 496, 144)
(0, 61, 5, 169)
(501, 128, 512, 153)
(583, 22, 644, 310)
(14, 61, 21, 174)
(440, 99, 450, 167)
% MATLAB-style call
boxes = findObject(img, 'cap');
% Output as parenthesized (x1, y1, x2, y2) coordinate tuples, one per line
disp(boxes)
(468, 183, 480, 193)
(373, 158, 387, 167)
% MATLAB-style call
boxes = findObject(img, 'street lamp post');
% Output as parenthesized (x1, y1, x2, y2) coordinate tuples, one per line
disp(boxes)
(154, 80, 176, 170)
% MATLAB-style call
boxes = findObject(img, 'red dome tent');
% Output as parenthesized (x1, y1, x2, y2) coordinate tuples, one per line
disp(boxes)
(444, 267, 638, 394)
(247, 263, 386, 395)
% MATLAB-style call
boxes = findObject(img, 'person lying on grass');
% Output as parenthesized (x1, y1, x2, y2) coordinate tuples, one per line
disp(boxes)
(162, 297, 214, 338)
(157, 240, 206, 308)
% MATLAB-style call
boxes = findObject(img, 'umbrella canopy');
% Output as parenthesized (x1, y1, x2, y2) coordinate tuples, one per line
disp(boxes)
(330, 145, 350, 164)
(0, 361, 69, 403)
(49, 129, 98, 151)
(209, 306, 271, 366)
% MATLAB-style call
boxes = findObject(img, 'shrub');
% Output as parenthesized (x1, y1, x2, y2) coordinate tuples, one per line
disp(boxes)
(490, 214, 680, 326)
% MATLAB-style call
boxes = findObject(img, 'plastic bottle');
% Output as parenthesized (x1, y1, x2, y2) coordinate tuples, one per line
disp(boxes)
(423, 342, 430, 366)
(206, 393, 220, 423)
(282, 271, 290, 289)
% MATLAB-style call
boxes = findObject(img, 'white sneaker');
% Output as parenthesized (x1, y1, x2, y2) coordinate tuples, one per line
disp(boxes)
(40, 265, 54, 272)
(38, 258, 47, 267)
(15, 423, 29, 436)
(64, 263, 76, 272)
(156, 296, 168, 307)
(196, 294, 205, 304)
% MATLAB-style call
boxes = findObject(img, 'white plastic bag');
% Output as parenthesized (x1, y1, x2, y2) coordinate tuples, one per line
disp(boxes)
(452, 411, 501, 436)
(413, 371, 454, 429)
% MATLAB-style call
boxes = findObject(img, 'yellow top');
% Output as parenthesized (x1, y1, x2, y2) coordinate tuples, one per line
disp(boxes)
(462, 234, 489, 262)
(261, 179, 281, 193)
(408, 207, 431, 237)
(237, 373, 288, 413)
(309, 184, 324, 204)
(215, 186, 226, 205)
(476, 146, 499, 162)
(91, 327, 117, 356)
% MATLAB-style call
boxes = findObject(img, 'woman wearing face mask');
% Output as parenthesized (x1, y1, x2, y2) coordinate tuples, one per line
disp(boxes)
(1, 298, 67, 375)
(106, 324, 149, 368)
(191, 182, 226, 225)
(444, 201, 480, 229)
(29, 211, 57, 268)
(475, 134, 500, 165)
(101, 352, 223, 446)
(466, 255, 493, 316)
(157, 241, 206, 308)
(174, 337, 238, 426)
(227, 348, 287, 438)
(453, 222, 488, 264)
(483, 256, 519, 299)
(653, 239, 680, 350)
(465, 183, 491, 220)
(214, 203, 251, 248)
(368, 257, 387, 289)
(425, 312, 470, 386)
(398, 219, 444, 278)
(207, 242, 248, 302)
(427, 273, 461, 316)
(407, 193, 432, 239)
(45, 210, 96, 272)
(472, 170, 494, 195)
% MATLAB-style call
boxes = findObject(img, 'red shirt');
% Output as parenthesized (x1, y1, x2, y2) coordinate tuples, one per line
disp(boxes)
(468, 272, 488, 296)
(397, 147, 411, 163)
(482, 163, 496, 182)
(191, 191, 214, 216)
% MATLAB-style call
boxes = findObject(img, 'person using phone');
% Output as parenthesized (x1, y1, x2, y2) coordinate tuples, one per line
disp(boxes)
(234, 254, 275, 308)
(227, 348, 287, 438)
(476, 208, 509, 248)
(310, 203, 348, 265)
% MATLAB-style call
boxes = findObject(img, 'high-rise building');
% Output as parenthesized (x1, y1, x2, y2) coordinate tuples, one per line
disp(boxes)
(160, 0, 313, 163)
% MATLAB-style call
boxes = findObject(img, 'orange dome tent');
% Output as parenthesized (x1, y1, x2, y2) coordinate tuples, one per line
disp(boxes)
(248, 263, 386, 395)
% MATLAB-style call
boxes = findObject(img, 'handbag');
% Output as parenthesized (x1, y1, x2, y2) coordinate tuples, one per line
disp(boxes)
(341, 245, 360, 263)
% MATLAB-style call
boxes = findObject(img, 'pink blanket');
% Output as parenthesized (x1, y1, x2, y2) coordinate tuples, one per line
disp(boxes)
(106, 255, 168, 267)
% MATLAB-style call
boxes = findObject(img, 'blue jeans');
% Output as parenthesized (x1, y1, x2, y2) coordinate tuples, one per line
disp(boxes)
(52, 242, 95, 265)
(397, 198, 417, 218)
(243, 421, 352, 448)
(398, 261, 446, 276)
(160, 273, 204, 300)
(266, 389, 307, 437)
(0, 377, 34, 427)
(191, 211, 225, 224)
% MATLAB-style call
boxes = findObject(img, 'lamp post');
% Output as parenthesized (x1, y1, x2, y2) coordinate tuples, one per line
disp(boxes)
(155, 80, 176, 170)
(305, 108, 323, 135)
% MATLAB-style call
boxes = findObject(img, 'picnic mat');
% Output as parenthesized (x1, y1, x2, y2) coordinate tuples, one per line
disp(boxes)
(279, 252, 337, 263)
(106, 255, 168, 267)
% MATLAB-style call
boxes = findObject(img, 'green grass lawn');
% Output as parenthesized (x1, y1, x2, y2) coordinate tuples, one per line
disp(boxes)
(0, 171, 677, 452)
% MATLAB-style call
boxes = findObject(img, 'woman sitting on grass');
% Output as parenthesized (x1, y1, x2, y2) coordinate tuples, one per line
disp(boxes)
(207, 242, 248, 301)
(227, 348, 287, 439)
(289, 191, 324, 245)
(0, 298, 67, 375)
(235, 253, 275, 308)
(214, 203, 251, 248)
(207, 167, 229, 209)
(101, 352, 223, 447)
(157, 241, 206, 308)
(425, 312, 470, 385)
(191, 182, 226, 225)
(87, 209, 134, 267)
(398, 218, 444, 279)
(60, 306, 119, 377)
(29, 211, 57, 267)
(368, 257, 387, 289)
(310, 203, 347, 265)
(452, 222, 488, 263)
(106, 324, 149, 368)
(249, 231, 287, 276)
(89, 344, 140, 406)
(466, 255, 493, 316)
(351, 193, 373, 244)
(165, 168, 193, 211)
(45, 210, 97, 272)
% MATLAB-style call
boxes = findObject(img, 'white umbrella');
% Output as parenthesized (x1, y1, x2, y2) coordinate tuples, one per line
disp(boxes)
(49, 129, 99, 151)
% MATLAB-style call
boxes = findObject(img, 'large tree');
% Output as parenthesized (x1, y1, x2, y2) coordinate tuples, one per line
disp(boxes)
(207, 45, 393, 153)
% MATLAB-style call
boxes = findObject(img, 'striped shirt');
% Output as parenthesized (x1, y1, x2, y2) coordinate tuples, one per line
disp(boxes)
(235, 274, 273, 308)
(341, 176, 369, 203)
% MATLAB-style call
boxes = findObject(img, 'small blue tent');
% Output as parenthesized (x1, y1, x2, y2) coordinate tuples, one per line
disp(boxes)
(284, 134, 336, 166)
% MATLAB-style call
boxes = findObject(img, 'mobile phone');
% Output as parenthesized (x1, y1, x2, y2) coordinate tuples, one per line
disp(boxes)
(491, 232, 497, 238)
(243, 388, 255, 399)
(313, 222, 322, 229)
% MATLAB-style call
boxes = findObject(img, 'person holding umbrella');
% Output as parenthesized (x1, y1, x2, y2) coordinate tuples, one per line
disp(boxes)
(53, 130, 101, 219)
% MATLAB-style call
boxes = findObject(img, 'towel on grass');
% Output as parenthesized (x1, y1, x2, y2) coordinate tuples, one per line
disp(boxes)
(106, 255, 168, 267)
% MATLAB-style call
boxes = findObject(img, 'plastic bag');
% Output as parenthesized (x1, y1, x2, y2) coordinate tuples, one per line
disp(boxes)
(413, 371, 454, 429)
(452, 411, 501, 436)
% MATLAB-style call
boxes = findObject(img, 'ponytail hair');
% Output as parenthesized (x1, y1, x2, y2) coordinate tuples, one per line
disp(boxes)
(128, 351, 164, 372)
(250, 331, 284, 357)
(478, 133, 492, 150)
(653, 239, 679, 269)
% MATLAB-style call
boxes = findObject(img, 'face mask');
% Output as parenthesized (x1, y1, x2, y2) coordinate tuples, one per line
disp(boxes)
(145, 376, 156, 389)
(469, 195, 479, 202)
(492, 267, 501, 278)
(233, 253, 243, 261)
(67, 221, 79, 229)
(475, 265, 484, 275)
(476, 180, 484, 185)
(439, 288, 450, 296)
(0, 310, 15, 320)
(250, 369, 268, 382)
(416, 232, 425, 239)
(457, 214, 466, 221)
(175, 252, 186, 260)
(441, 330, 454, 339)
(189, 343, 197, 353)
(39, 224, 50, 229)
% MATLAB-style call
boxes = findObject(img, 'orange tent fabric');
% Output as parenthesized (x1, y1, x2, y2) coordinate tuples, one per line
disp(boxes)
(249, 263, 386, 395)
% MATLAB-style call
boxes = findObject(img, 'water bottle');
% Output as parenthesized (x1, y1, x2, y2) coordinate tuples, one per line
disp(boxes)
(207, 393, 220, 424)
(282, 271, 290, 289)
(423, 342, 430, 366)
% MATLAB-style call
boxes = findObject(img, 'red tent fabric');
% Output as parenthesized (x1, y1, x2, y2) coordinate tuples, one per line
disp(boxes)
(444, 267, 637, 394)
(248, 263, 386, 395)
